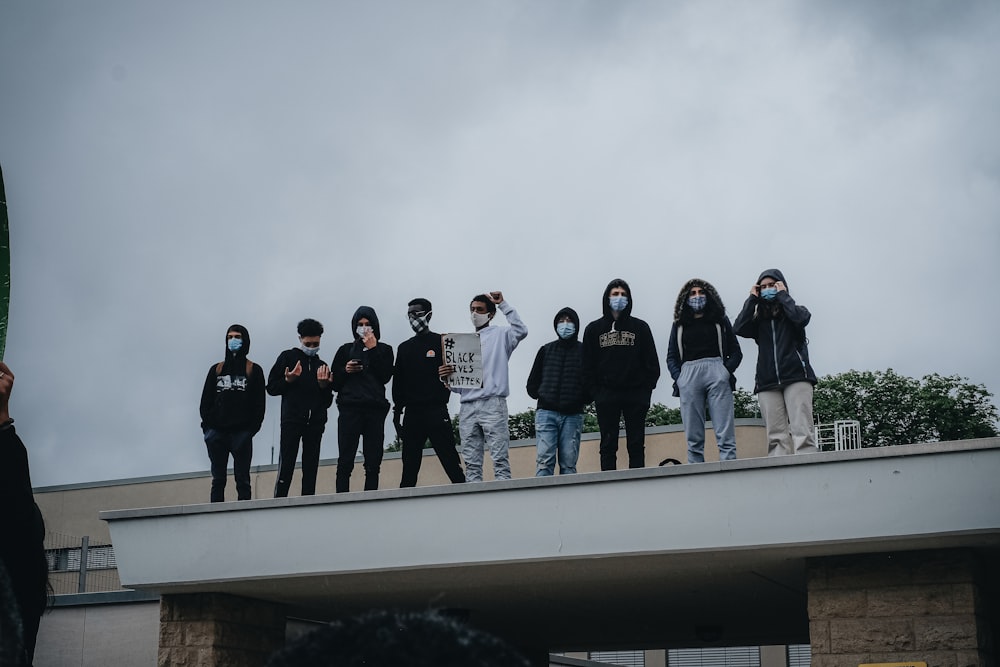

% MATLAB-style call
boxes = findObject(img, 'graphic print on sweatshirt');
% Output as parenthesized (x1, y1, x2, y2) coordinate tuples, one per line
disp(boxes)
(216, 375, 248, 392)
(599, 331, 636, 347)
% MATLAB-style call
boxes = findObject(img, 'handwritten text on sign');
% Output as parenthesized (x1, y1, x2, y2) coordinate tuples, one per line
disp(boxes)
(443, 333, 483, 388)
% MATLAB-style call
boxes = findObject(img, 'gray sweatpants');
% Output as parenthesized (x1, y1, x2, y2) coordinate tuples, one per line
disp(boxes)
(758, 381, 817, 456)
(459, 396, 511, 481)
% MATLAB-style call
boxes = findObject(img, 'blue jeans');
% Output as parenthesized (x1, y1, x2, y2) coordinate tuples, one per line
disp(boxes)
(534, 409, 582, 476)
(677, 357, 736, 463)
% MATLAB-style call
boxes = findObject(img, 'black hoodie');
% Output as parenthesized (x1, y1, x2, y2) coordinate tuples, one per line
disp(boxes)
(331, 306, 394, 408)
(200, 324, 266, 433)
(526, 307, 588, 414)
(581, 279, 660, 400)
(733, 268, 817, 392)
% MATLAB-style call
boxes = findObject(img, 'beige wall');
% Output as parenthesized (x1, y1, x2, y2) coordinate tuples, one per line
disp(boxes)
(35, 422, 766, 544)
(34, 601, 160, 667)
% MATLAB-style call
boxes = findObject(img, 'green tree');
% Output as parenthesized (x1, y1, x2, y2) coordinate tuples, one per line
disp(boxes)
(813, 369, 998, 448)
(733, 388, 760, 419)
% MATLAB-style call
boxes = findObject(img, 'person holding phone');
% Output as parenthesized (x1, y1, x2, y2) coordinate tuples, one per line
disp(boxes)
(331, 306, 394, 492)
(733, 268, 818, 456)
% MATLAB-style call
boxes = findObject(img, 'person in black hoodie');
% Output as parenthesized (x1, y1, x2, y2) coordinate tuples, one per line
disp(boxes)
(331, 306, 394, 492)
(526, 307, 587, 476)
(582, 279, 660, 470)
(393, 298, 465, 487)
(0, 363, 48, 666)
(733, 268, 818, 456)
(199, 324, 266, 502)
(267, 318, 333, 497)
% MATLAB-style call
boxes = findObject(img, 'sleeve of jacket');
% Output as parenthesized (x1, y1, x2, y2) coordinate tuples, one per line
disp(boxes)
(732, 297, 759, 339)
(581, 324, 597, 396)
(369, 343, 394, 385)
(266, 352, 289, 396)
(199, 365, 217, 425)
(391, 345, 405, 409)
(251, 363, 266, 434)
(777, 292, 811, 329)
(665, 323, 682, 381)
(525, 346, 545, 400)
(721, 317, 743, 375)
(330, 345, 351, 393)
(641, 321, 661, 391)
(499, 302, 528, 352)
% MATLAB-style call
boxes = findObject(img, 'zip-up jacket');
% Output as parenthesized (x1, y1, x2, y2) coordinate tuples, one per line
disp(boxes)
(732, 268, 817, 393)
(266, 348, 335, 425)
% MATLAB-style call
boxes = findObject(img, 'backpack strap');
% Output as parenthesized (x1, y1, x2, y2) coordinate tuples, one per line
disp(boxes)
(215, 360, 254, 376)
(716, 323, 724, 359)
(677, 325, 683, 361)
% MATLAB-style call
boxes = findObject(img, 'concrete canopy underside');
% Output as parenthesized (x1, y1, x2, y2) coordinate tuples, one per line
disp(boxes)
(102, 439, 1000, 652)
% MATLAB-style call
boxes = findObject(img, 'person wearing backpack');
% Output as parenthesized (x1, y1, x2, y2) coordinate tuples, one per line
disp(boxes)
(199, 324, 266, 502)
(666, 279, 742, 463)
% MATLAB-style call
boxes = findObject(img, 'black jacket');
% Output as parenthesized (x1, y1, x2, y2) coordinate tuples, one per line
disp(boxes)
(393, 331, 449, 411)
(199, 324, 266, 433)
(665, 279, 742, 397)
(267, 347, 334, 425)
(526, 307, 588, 414)
(733, 268, 817, 393)
(582, 279, 660, 401)
(331, 306, 393, 409)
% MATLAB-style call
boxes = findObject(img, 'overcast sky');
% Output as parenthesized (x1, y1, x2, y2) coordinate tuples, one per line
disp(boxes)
(2, 1, 998, 488)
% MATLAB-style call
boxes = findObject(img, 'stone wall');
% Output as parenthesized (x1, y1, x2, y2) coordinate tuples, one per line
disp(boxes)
(159, 593, 286, 667)
(808, 549, 994, 667)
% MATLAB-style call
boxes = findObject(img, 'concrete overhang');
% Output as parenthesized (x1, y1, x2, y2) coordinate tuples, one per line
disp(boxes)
(102, 439, 1000, 651)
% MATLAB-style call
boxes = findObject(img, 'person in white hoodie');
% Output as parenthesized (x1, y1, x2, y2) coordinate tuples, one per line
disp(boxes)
(438, 291, 528, 481)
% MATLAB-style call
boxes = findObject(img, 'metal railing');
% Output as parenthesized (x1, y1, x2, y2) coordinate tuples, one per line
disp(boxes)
(44, 531, 124, 594)
(814, 420, 862, 452)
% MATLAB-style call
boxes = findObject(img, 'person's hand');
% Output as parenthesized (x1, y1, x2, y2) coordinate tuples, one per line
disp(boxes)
(317, 364, 331, 387)
(438, 364, 454, 381)
(774, 280, 787, 293)
(488, 291, 504, 304)
(750, 283, 761, 298)
(0, 362, 13, 422)
(361, 330, 377, 350)
(346, 360, 364, 374)
(284, 360, 303, 382)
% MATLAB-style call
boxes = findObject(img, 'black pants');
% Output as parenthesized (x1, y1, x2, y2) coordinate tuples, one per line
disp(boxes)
(336, 404, 390, 492)
(595, 397, 650, 470)
(400, 405, 466, 487)
(274, 420, 325, 497)
(204, 428, 253, 502)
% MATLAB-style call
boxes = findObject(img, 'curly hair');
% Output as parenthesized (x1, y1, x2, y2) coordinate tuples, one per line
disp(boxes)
(673, 278, 726, 324)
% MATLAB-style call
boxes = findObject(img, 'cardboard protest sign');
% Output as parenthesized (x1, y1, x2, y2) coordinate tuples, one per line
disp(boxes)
(442, 333, 483, 388)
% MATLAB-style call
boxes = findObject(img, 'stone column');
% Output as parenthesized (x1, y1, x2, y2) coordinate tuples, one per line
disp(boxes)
(159, 593, 286, 667)
(807, 549, 993, 667)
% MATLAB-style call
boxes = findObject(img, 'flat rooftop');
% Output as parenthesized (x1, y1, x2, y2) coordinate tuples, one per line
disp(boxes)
(102, 438, 1000, 651)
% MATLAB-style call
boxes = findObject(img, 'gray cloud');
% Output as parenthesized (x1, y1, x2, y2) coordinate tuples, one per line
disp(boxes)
(2, 1, 997, 486)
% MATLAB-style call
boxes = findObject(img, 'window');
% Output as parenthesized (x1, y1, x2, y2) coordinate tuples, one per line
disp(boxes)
(45, 545, 116, 572)
(589, 650, 645, 666)
(668, 646, 761, 667)
(787, 644, 811, 667)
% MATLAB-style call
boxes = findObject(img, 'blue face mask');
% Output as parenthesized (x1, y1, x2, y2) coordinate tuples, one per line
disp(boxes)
(227, 338, 243, 352)
(302, 344, 320, 357)
(609, 295, 628, 312)
(687, 295, 707, 312)
(760, 287, 778, 301)
(556, 322, 576, 339)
